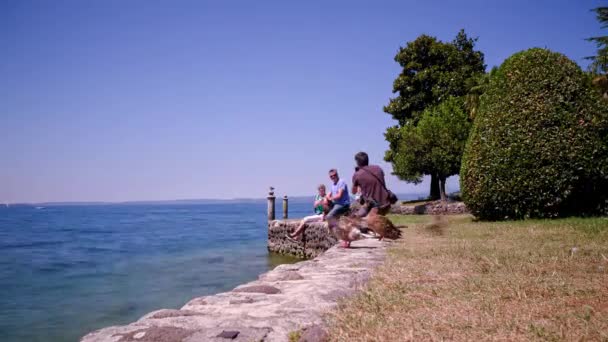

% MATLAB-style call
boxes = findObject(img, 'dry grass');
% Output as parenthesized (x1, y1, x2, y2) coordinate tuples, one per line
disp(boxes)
(327, 215, 608, 341)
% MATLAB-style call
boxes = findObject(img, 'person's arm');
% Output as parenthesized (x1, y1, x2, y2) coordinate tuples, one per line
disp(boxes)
(330, 181, 348, 201)
(352, 174, 359, 195)
(330, 188, 344, 201)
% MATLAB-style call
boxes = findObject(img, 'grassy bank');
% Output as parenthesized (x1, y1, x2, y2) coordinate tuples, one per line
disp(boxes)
(327, 215, 608, 341)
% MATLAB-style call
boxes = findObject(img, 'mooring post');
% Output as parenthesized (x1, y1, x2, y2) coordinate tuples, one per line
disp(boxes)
(267, 187, 276, 221)
(282, 195, 288, 219)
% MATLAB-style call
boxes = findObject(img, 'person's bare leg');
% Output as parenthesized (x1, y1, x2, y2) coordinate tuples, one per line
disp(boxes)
(289, 221, 307, 239)
(290, 215, 322, 239)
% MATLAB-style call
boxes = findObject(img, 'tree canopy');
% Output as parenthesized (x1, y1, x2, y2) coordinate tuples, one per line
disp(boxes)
(383, 30, 485, 126)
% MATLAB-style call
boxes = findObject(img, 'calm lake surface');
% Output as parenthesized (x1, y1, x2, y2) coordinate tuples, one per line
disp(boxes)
(0, 202, 312, 342)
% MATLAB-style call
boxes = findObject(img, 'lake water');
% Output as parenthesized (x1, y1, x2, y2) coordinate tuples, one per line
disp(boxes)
(0, 202, 313, 342)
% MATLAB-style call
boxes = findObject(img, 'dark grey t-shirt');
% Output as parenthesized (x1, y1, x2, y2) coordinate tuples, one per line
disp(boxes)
(352, 165, 390, 206)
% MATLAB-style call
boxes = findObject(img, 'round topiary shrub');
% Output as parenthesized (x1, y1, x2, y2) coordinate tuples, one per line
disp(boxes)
(460, 48, 608, 220)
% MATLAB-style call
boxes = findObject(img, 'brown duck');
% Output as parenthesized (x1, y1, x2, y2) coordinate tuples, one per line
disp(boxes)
(365, 207, 404, 240)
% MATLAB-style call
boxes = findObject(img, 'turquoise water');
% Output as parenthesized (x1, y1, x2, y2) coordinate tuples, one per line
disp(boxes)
(0, 202, 309, 342)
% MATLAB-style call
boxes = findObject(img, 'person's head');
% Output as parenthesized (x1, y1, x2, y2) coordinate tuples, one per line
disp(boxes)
(355, 152, 369, 168)
(328, 169, 339, 184)
(317, 184, 326, 196)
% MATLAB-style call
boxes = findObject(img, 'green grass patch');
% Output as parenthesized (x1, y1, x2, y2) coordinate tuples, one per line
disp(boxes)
(388, 214, 436, 225)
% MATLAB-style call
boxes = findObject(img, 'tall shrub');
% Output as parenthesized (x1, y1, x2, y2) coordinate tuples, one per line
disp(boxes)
(461, 48, 608, 220)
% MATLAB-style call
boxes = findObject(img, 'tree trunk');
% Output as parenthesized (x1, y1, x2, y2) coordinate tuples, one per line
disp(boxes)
(429, 174, 440, 200)
(439, 175, 447, 202)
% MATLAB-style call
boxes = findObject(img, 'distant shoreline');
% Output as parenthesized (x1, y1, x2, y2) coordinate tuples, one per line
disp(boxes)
(5, 192, 429, 208)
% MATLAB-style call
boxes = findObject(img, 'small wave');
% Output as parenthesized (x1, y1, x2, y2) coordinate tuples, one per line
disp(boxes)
(37, 259, 99, 274)
(80, 246, 118, 253)
(37, 262, 73, 273)
(204, 256, 225, 264)
(2, 241, 65, 249)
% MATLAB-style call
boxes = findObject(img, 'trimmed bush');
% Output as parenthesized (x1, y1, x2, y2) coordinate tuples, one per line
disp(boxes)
(461, 48, 608, 220)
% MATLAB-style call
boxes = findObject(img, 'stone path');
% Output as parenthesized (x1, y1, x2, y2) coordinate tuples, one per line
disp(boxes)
(81, 238, 388, 342)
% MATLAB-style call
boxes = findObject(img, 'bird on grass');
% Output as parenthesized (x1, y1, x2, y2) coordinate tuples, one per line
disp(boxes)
(365, 207, 404, 240)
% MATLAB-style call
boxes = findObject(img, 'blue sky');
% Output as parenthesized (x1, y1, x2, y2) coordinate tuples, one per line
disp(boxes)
(1, 0, 604, 203)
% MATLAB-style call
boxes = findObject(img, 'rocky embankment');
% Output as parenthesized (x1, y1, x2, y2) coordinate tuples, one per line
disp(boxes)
(389, 200, 468, 215)
(81, 238, 387, 342)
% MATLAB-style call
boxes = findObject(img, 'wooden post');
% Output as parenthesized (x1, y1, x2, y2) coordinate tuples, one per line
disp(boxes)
(267, 187, 276, 221)
(282, 195, 288, 219)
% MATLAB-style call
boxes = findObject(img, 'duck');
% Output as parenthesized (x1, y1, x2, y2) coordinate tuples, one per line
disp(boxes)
(327, 215, 364, 248)
(365, 207, 404, 240)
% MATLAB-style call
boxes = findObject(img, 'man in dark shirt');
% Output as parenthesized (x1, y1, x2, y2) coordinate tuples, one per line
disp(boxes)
(351, 152, 391, 217)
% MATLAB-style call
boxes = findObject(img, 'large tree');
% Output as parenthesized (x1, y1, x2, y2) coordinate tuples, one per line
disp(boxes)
(384, 30, 485, 199)
(391, 97, 471, 201)
(587, 7, 608, 100)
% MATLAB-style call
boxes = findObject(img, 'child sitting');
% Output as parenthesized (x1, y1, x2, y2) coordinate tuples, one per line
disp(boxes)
(288, 184, 331, 240)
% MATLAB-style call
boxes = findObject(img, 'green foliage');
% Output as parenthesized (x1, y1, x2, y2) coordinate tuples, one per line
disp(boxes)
(383, 30, 485, 198)
(391, 97, 471, 195)
(464, 67, 497, 120)
(288, 330, 302, 342)
(461, 48, 608, 220)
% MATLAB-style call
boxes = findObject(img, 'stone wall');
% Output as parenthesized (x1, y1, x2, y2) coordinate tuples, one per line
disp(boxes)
(347, 200, 468, 216)
(81, 239, 388, 342)
(267, 220, 336, 259)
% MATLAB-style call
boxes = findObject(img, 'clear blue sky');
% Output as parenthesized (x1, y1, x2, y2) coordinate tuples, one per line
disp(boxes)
(1, 0, 604, 203)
